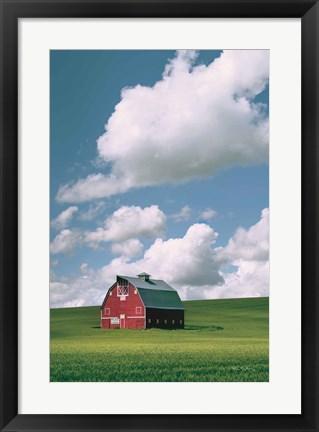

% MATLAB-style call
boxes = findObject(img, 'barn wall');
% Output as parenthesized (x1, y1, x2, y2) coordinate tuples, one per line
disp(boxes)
(101, 318, 110, 329)
(101, 282, 145, 329)
(146, 308, 184, 329)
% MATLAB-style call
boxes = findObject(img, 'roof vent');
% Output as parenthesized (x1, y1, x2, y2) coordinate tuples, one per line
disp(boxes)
(137, 272, 151, 282)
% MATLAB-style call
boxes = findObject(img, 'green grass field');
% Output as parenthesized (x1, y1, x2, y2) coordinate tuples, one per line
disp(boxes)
(50, 297, 269, 382)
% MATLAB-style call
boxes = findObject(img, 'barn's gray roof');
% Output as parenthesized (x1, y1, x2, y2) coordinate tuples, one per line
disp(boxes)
(100, 275, 185, 310)
(136, 288, 184, 310)
(118, 275, 184, 310)
(118, 275, 175, 291)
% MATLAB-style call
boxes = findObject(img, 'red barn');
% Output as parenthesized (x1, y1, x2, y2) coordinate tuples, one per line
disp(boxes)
(100, 272, 185, 329)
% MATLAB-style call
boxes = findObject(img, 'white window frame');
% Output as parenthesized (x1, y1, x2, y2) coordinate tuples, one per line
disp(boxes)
(117, 280, 129, 297)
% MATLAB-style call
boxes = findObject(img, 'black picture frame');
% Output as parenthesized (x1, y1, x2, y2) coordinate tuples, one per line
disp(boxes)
(1, 1, 318, 431)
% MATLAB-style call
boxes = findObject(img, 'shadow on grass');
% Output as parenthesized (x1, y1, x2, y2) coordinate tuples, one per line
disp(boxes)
(92, 325, 224, 331)
(184, 325, 224, 331)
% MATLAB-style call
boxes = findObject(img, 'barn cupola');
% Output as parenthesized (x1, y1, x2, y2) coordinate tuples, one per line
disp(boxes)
(137, 272, 151, 282)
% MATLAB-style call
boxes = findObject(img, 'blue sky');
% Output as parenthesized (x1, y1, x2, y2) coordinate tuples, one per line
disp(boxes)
(50, 50, 269, 308)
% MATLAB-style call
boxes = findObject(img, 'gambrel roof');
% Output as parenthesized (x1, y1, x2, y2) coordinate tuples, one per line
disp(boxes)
(101, 275, 185, 310)
(119, 276, 175, 291)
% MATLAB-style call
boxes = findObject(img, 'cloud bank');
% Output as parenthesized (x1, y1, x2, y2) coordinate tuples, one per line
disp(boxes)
(50, 205, 166, 254)
(57, 50, 269, 203)
(50, 208, 269, 307)
(111, 239, 144, 258)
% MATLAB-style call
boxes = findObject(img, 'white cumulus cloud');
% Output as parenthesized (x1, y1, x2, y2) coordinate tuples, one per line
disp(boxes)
(216, 208, 269, 298)
(50, 222, 223, 307)
(50, 229, 82, 255)
(220, 208, 269, 263)
(140, 224, 222, 286)
(111, 239, 144, 258)
(50, 209, 269, 307)
(50, 280, 98, 308)
(51, 206, 78, 230)
(221, 259, 269, 298)
(50, 205, 166, 255)
(84, 205, 166, 247)
(56, 49, 269, 203)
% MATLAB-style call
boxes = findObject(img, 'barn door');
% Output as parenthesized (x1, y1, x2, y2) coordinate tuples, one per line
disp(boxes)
(120, 314, 125, 329)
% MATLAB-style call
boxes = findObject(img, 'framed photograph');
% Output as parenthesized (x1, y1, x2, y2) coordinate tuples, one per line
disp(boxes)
(0, 0, 318, 431)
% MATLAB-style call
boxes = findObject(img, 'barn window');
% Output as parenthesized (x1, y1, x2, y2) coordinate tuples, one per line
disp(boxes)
(134, 290, 137, 294)
(136, 307, 141, 314)
(104, 308, 110, 316)
(172, 320, 175, 324)
(156, 319, 159, 324)
(148, 319, 151, 324)
(180, 320, 183, 324)
(117, 280, 129, 296)
(164, 319, 167, 324)
(109, 292, 112, 296)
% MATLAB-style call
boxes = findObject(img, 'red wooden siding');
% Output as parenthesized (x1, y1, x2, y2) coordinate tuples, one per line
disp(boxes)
(101, 282, 145, 329)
